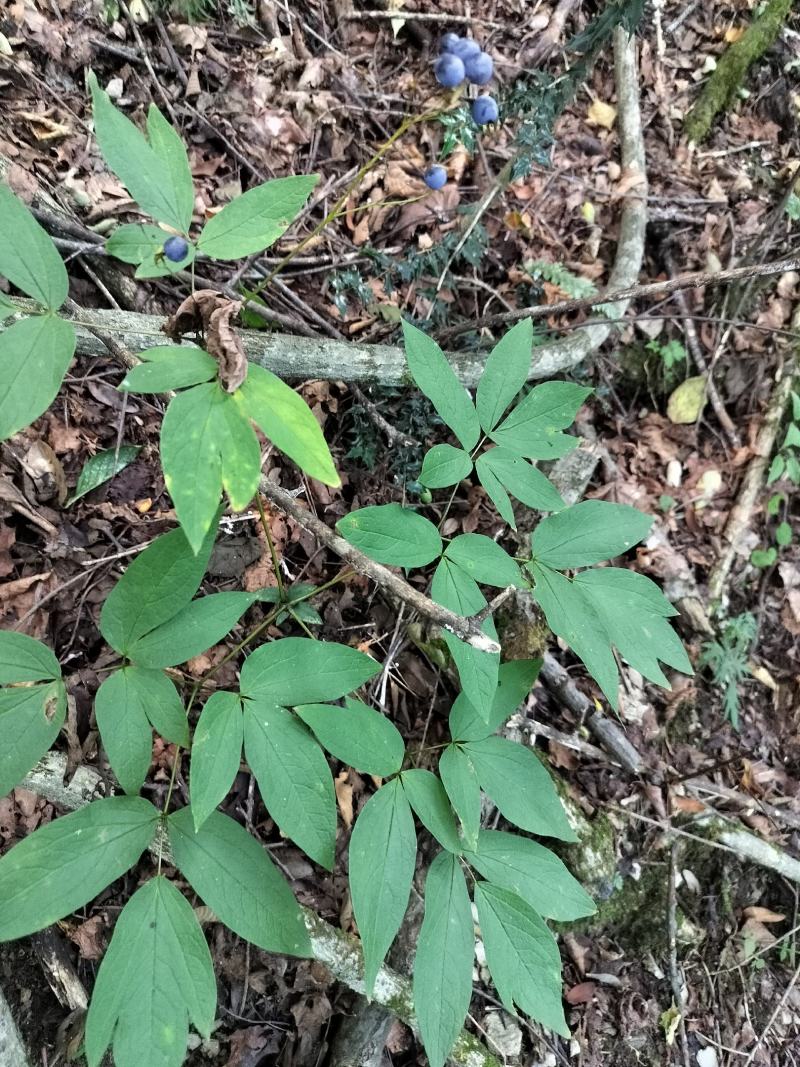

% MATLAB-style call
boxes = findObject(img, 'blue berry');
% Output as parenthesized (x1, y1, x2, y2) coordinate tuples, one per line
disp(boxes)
(423, 165, 447, 190)
(434, 53, 465, 88)
(440, 32, 461, 52)
(163, 236, 189, 262)
(451, 37, 480, 60)
(464, 50, 493, 85)
(472, 95, 499, 125)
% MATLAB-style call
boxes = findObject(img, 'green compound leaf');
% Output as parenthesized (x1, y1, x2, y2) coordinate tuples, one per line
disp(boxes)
(337, 503, 443, 568)
(0, 184, 68, 309)
(349, 778, 417, 996)
(105, 223, 167, 265)
(438, 744, 480, 851)
(531, 499, 653, 569)
(89, 72, 193, 232)
(466, 830, 595, 921)
(169, 806, 310, 956)
(0, 314, 76, 441)
(401, 768, 462, 853)
(478, 447, 565, 513)
(243, 699, 336, 868)
(0, 683, 66, 797)
(476, 319, 534, 433)
(238, 364, 339, 487)
(100, 519, 218, 656)
(445, 533, 525, 589)
(530, 563, 619, 707)
(476, 450, 516, 528)
(419, 444, 473, 489)
(189, 691, 244, 832)
(240, 637, 379, 707)
(490, 380, 591, 455)
(85, 876, 215, 1067)
(67, 445, 141, 506)
(413, 852, 474, 1067)
(464, 736, 576, 841)
(197, 175, 319, 260)
(127, 591, 256, 668)
(0, 796, 158, 942)
(296, 697, 405, 777)
(449, 659, 542, 743)
(120, 346, 217, 394)
(402, 320, 480, 450)
(475, 881, 568, 1037)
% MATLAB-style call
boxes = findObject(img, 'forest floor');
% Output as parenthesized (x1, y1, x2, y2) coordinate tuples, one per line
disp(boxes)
(1, 0, 800, 1065)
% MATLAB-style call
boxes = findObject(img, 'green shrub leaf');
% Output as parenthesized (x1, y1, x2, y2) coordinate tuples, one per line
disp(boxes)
(238, 364, 338, 486)
(120, 346, 217, 394)
(89, 73, 193, 232)
(466, 830, 595, 920)
(296, 697, 405, 776)
(0, 631, 60, 682)
(0, 315, 76, 441)
(67, 445, 141, 505)
(445, 533, 525, 589)
(105, 223, 167, 265)
(100, 520, 218, 655)
(197, 175, 319, 260)
(243, 699, 336, 868)
(419, 444, 473, 489)
(402, 320, 480, 450)
(337, 503, 443, 567)
(169, 807, 310, 955)
(0, 184, 68, 309)
(474, 882, 568, 1037)
(438, 745, 480, 851)
(127, 591, 256, 668)
(475, 451, 516, 528)
(449, 660, 541, 742)
(413, 852, 474, 1067)
(464, 736, 575, 841)
(85, 876, 215, 1067)
(189, 692, 244, 832)
(490, 381, 591, 455)
(240, 637, 379, 707)
(478, 447, 564, 512)
(349, 779, 416, 995)
(476, 319, 534, 432)
(0, 683, 66, 797)
(531, 499, 652, 569)
(401, 768, 462, 853)
(0, 796, 157, 942)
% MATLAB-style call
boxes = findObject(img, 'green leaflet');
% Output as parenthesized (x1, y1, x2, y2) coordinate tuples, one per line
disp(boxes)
(214, 388, 262, 511)
(401, 769, 462, 853)
(444, 533, 525, 589)
(243, 699, 336, 868)
(475, 319, 534, 433)
(337, 503, 443, 568)
(120, 346, 217, 394)
(438, 744, 480, 851)
(189, 692, 244, 832)
(105, 223, 168, 265)
(127, 591, 256, 668)
(168, 807, 310, 955)
(135, 243, 195, 278)
(0, 630, 60, 682)
(413, 852, 474, 1067)
(490, 380, 591, 455)
(238, 364, 339, 486)
(463, 736, 576, 841)
(0, 684, 66, 797)
(402, 320, 480, 450)
(197, 175, 319, 260)
(296, 698, 405, 777)
(0, 291, 18, 320)
(85, 876, 215, 1067)
(531, 499, 653, 569)
(475, 450, 516, 528)
(100, 519, 218, 656)
(0, 184, 68, 309)
(466, 830, 595, 921)
(478, 447, 565, 512)
(419, 444, 473, 489)
(239, 637, 379, 706)
(530, 563, 619, 707)
(0, 314, 76, 441)
(89, 73, 193, 232)
(349, 779, 417, 996)
(449, 659, 542, 742)
(475, 882, 568, 1037)
(67, 445, 141, 505)
(0, 797, 157, 941)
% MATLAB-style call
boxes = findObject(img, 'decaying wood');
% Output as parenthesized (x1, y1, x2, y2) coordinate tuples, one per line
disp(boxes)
(0, 988, 31, 1067)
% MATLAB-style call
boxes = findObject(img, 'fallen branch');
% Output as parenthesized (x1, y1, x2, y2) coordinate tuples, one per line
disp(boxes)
(19, 753, 500, 1067)
(258, 479, 500, 653)
(0, 989, 31, 1067)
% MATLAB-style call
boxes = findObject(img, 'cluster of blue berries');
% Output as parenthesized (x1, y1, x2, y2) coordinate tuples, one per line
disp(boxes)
(434, 33, 498, 127)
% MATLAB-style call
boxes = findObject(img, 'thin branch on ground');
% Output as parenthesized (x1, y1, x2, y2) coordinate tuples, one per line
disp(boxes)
(667, 843, 692, 1067)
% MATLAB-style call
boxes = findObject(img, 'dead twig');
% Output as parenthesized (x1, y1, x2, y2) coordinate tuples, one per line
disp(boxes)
(667, 843, 692, 1067)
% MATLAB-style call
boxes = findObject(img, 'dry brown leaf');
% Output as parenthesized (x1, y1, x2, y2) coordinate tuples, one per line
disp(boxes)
(335, 769, 354, 827)
(23, 440, 67, 504)
(742, 906, 786, 924)
(566, 981, 597, 1005)
(207, 301, 247, 392)
(671, 794, 706, 815)
(68, 915, 105, 960)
